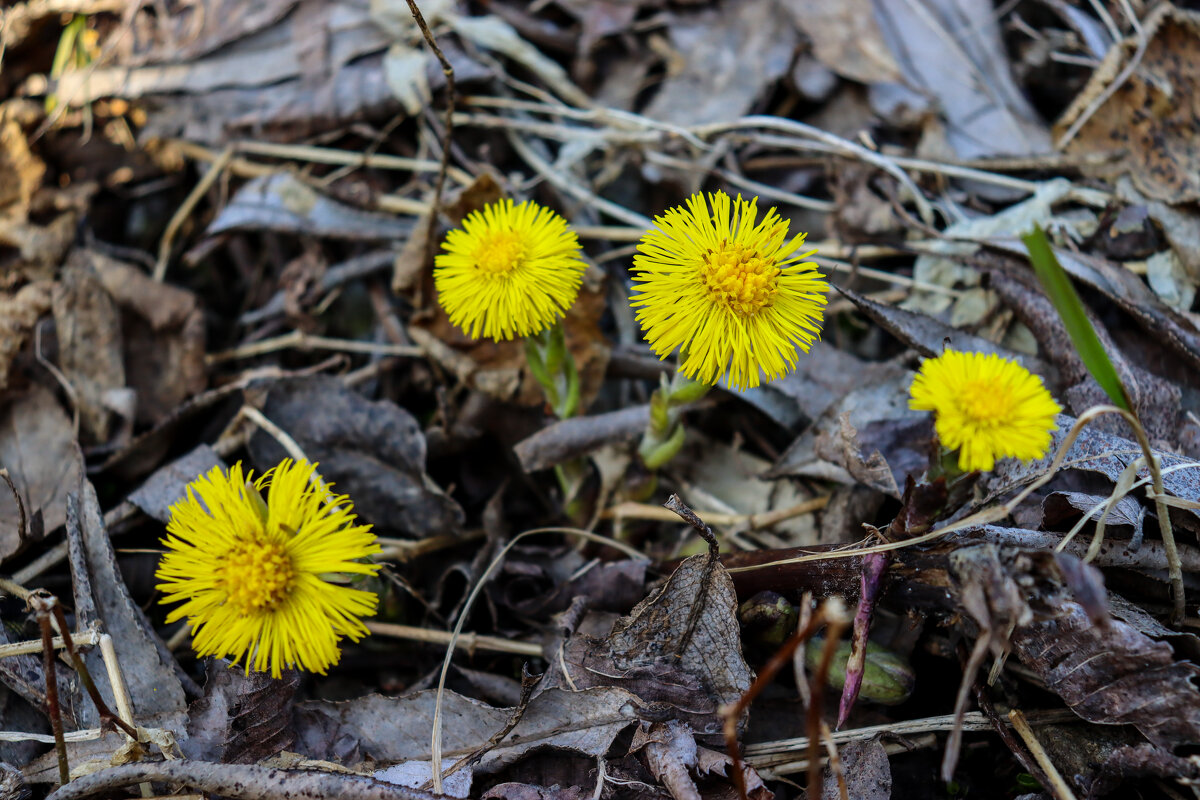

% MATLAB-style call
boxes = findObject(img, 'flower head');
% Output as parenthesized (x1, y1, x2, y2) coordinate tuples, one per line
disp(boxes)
(434, 198, 587, 341)
(156, 459, 381, 678)
(631, 191, 828, 390)
(909, 349, 1063, 472)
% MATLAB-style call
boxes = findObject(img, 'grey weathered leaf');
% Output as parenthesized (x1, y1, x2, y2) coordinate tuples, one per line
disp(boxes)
(65, 472, 188, 726)
(128, 445, 225, 523)
(248, 375, 463, 537)
(297, 686, 637, 772)
(206, 174, 413, 242)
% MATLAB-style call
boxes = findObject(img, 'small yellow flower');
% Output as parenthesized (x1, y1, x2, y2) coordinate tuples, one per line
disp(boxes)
(630, 191, 829, 390)
(434, 198, 587, 341)
(909, 349, 1063, 472)
(156, 460, 381, 678)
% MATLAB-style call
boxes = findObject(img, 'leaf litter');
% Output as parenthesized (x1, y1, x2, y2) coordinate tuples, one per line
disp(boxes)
(2, 0, 1200, 799)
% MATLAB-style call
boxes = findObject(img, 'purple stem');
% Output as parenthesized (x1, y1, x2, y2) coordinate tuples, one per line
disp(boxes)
(837, 551, 889, 729)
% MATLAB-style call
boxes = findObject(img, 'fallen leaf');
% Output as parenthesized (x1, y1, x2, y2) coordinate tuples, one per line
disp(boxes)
(0, 281, 52, 391)
(65, 470, 189, 729)
(543, 554, 754, 741)
(52, 252, 126, 443)
(783, 0, 901, 85)
(127, 445, 226, 523)
(92, 252, 208, 426)
(184, 662, 300, 763)
(247, 375, 463, 537)
(0, 384, 79, 559)
(822, 738, 891, 800)
(297, 686, 638, 775)
(206, 174, 414, 242)
(1058, 4, 1200, 203)
(643, 0, 796, 127)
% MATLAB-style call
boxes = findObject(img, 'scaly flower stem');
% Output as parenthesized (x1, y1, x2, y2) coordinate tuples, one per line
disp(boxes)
(524, 322, 587, 516)
(638, 369, 710, 469)
(524, 322, 580, 419)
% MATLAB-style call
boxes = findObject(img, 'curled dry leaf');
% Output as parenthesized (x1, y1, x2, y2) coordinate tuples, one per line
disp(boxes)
(297, 687, 638, 778)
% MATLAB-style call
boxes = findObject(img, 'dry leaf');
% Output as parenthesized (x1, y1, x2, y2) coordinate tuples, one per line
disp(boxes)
(1058, 4, 1200, 203)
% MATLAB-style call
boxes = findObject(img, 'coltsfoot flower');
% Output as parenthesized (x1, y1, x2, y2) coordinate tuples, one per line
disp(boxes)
(909, 349, 1063, 472)
(631, 191, 829, 390)
(156, 460, 381, 678)
(434, 198, 588, 341)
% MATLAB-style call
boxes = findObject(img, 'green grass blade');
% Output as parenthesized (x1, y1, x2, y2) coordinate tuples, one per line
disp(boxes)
(1021, 224, 1131, 412)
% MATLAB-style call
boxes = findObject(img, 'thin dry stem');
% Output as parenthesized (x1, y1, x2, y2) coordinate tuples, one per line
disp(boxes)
(1009, 709, 1078, 800)
(404, 0, 455, 265)
(365, 622, 541, 658)
(155, 145, 233, 281)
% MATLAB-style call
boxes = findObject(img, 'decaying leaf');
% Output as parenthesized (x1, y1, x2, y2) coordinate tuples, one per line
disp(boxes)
(643, 0, 796, 127)
(64, 471, 189, 728)
(0, 384, 80, 559)
(783, 0, 901, 85)
(93, 251, 207, 426)
(298, 686, 637, 778)
(184, 662, 300, 763)
(0, 282, 52, 391)
(822, 738, 891, 800)
(1058, 4, 1200, 203)
(206, 174, 414, 242)
(543, 554, 753, 741)
(248, 375, 464, 538)
(52, 252, 127, 443)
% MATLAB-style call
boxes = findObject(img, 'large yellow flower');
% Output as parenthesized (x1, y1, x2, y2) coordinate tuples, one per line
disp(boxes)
(434, 198, 587, 341)
(156, 460, 381, 678)
(630, 191, 828, 390)
(909, 349, 1063, 472)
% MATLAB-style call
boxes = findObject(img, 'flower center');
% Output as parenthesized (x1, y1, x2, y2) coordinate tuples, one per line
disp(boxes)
(699, 241, 780, 316)
(474, 230, 527, 276)
(218, 538, 295, 614)
(959, 378, 1015, 424)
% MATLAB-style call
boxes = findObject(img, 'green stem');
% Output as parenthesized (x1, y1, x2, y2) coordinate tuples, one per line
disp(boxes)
(524, 322, 580, 419)
(638, 368, 710, 470)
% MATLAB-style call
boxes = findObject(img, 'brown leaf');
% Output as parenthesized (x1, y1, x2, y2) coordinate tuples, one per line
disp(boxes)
(633, 721, 700, 800)
(1058, 4, 1200, 202)
(1012, 603, 1200, 749)
(0, 384, 79, 560)
(0, 281, 51, 392)
(52, 253, 127, 443)
(822, 738, 891, 800)
(95, 253, 208, 427)
(0, 116, 45, 220)
(184, 661, 300, 763)
(544, 555, 753, 742)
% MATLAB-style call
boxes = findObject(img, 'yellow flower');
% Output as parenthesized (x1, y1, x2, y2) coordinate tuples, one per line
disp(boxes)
(434, 198, 587, 341)
(909, 349, 1063, 472)
(156, 460, 381, 678)
(630, 191, 829, 390)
